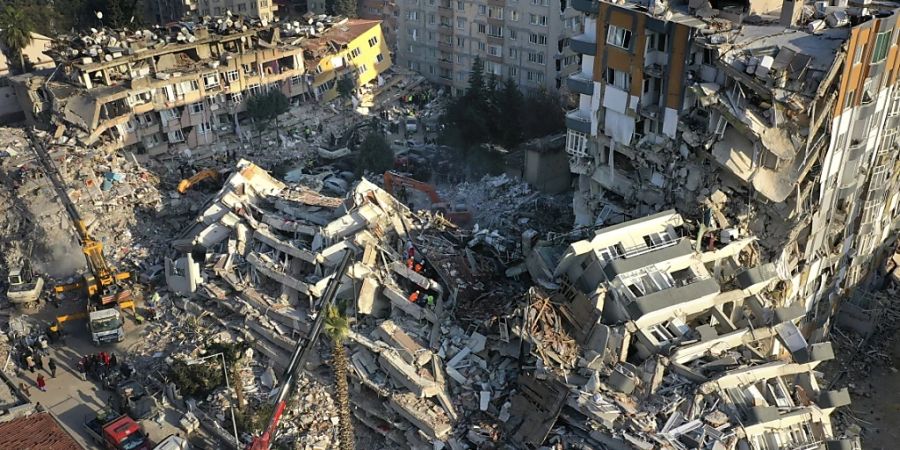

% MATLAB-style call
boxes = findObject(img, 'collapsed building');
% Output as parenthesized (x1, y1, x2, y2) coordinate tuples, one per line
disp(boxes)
(513, 210, 855, 449)
(565, 0, 900, 337)
(154, 158, 856, 449)
(10, 15, 392, 157)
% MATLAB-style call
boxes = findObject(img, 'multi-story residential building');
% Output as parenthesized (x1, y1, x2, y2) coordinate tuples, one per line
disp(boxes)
(396, 0, 584, 95)
(564, 0, 900, 333)
(11, 17, 390, 156)
(0, 32, 54, 123)
(303, 19, 393, 102)
(147, 0, 277, 24)
(359, 0, 399, 51)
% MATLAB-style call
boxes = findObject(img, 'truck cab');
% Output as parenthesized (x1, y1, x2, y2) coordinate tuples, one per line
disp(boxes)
(85, 413, 152, 450)
(89, 308, 125, 345)
(6, 263, 44, 306)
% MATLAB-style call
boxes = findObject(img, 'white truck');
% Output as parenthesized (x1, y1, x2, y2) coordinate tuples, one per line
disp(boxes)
(89, 308, 126, 345)
(5, 263, 44, 307)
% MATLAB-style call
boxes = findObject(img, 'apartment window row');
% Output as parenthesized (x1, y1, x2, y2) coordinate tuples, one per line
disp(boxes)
(368, 36, 379, 47)
(526, 70, 544, 83)
(530, 33, 548, 45)
(528, 51, 545, 65)
(529, 14, 547, 27)
(349, 47, 362, 59)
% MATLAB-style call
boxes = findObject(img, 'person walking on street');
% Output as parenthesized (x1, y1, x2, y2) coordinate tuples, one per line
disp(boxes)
(25, 354, 35, 373)
(36, 374, 46, 392)
(48, 358, 57, 378)
(18, 382, 30, 397)
(35, 353, 44, 372)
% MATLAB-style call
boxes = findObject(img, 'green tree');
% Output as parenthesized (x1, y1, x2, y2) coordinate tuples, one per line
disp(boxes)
(0, 5, 33, 74)
(522, 88, 565, 139)
(329, 0, 358, 17)
(465, 56, 485, 100)
(496, 78, 524, 147)
(246, 90, 290, 144)
(337, 76, 355, 99)
(324, 305, 354, 450)
(355, 131, 393, 176)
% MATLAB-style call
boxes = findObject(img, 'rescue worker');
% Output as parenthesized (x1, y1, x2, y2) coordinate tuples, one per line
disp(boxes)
(408, 290, 420, 303)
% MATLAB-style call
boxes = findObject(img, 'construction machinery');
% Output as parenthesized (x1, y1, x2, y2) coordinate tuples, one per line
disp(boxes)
(383, 171, 472, 225)
(30, 138, 135, 345)
(248, 250, 352, 450)
(5, 258, 44, 308)
(176, 168, 222, 194)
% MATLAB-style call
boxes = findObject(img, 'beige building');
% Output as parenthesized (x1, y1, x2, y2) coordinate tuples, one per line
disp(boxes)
(0, 32, 54, 123)
(12, 17, 390, 157)
(147, 0, 278, 24)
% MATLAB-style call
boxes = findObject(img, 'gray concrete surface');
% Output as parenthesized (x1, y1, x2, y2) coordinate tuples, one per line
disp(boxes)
(11, 302, 194, 449)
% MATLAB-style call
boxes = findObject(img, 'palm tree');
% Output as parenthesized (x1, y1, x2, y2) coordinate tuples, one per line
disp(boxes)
(0, 6, 33, 74)
(324, 304, 354, 449)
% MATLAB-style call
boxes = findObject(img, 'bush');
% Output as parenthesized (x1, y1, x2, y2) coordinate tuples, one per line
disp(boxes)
(355, 132, 394, 176)
(168, 360, 224, 399)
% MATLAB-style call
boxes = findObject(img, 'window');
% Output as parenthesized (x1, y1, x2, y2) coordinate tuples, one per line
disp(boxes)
(190, 102, 205, 114)
(237, 3, 246, 11)
(509, 47, 519, 58)
(457, 17, 466, 29)
(357, 64, 368, 75)
(224, 70, 239, 83)
(529, 33, 547, 45)
(204, 74, 219, 89)
(160, 108, 179, 121)
(483, 60, 502, 75)
(230, 92, 243, 103)
(872, 31, 890, 63)
(198, 122, 212, 135)
(508, 66, 518, 78)
(168, 129, 185, 143)
(429, 13, 435, 24)
(368, 36, 379, 47)
(456, 36, 465, 47)
(845, 90, 855, 109)
(376, 53, 385, 63)
(526, 71, 544, 83)
(349, 48, 362, 59)
(529, 14, 547, 26)
(488, 45, 502, 57)
(478, 41, 486, 51)
(488, 6, 503, 19)
(478, 4, 486, 14)
(531, 0, 548, 5)
(478, 23, 486, 33)
(248, 83, 262, 96)
(606, 68, 631, 91)
(291, 74, 303, 85)
(509, 29, 517, 40)
(607, 25, 632, 49)
(457, 0, 464, 9)
(488, 24, 503, 37)
(407, 11, 418, 20)
(510, 10, 518, 21)
(528, 52, 544, 65)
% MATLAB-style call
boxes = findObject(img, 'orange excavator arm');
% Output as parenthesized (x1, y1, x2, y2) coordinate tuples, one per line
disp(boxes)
(177, 168, 221, 194)
(383, 171, 442, 204)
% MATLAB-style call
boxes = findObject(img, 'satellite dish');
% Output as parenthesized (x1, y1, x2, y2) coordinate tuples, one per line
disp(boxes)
(96, 11, 103, 19)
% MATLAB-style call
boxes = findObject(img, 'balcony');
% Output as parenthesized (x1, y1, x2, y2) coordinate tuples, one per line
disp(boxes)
(438, 59, 453, 70)
(567, 72, 594, 96)
(566, 109, 591, 134)
(571, 0, 598, 13)
(570, 34, 597, 56)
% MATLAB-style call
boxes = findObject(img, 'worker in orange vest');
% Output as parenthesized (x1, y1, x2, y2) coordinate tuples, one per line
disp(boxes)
(408, 290, 420, 303)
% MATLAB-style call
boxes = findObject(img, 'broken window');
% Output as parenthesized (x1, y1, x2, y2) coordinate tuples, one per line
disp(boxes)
(204, 74, 219, 89)
(197, 122, 212, 135)
(606, 68, 631, 91)
(606, 25, 632, 50)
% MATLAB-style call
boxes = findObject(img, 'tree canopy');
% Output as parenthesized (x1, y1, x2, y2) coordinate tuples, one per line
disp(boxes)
(327, 0, 358, 18)
(441, 57, 565, 150)
(0, 5, 34, 74)
(355, 131, 394, 176)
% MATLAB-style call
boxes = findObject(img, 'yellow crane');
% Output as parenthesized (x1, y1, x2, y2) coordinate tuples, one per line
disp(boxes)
(30, 137, 136, 344)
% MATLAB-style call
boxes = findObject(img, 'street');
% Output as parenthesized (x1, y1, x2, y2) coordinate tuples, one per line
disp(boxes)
(10, 301, 197, 449)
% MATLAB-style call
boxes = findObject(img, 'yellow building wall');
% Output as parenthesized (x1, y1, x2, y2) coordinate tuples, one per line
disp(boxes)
(313, 22, 393, 102)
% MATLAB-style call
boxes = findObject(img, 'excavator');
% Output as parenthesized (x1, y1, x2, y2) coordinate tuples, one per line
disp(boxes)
(247, 250, 352, 450)
(383, 171, 472, 225)
(30, 137, 136, 346)
(176, 168, 222, 194)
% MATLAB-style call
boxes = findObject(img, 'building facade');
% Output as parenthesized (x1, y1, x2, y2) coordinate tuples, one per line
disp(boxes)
(565, 0, 900, 336)
(12, 17, 390, 156)
(395, 0, 584, 95)
(147, 0, 277, 24)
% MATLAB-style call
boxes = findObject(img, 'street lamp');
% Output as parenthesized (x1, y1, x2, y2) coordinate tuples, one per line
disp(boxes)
(185, 352, 240, 445)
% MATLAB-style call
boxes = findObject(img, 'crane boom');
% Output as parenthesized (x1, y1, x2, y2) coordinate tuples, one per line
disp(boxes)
(29, 135, 127, 299)
(248, 250, 353, 450)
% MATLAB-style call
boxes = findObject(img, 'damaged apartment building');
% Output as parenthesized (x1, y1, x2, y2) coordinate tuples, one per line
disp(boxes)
(11, 15, 391, 157)
(513, 209, 856, 450)
(564, 0, 900, 333)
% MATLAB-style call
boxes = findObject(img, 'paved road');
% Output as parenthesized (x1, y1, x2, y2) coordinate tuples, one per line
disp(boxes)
(11, 302, 190, 449)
